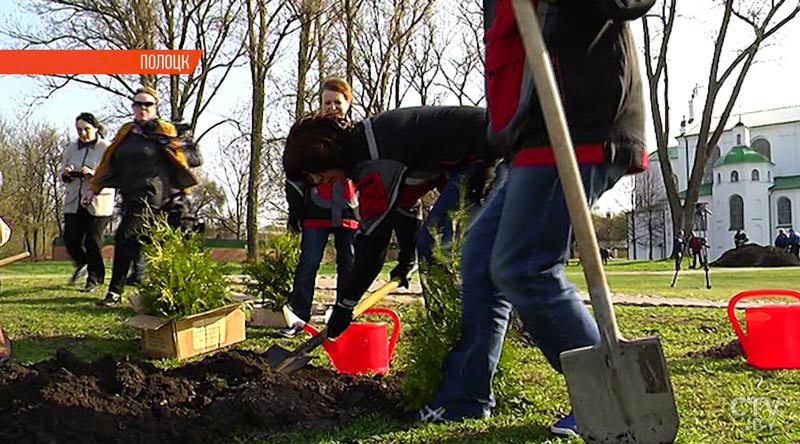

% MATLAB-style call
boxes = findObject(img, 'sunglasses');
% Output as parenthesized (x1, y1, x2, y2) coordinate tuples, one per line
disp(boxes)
(133, 101, 156, 108)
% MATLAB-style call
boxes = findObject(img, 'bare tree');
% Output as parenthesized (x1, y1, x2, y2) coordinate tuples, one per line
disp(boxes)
(437, 0, 484, 106)
(349, 0, 436, 115)
(631, 167, 669, 260)
(6, 0, 246, 141)
(402, 11, 447, 105)
(643, 0, 800, 235)
(244, 0, 294, 258)
(213, 135, 250, 239)
(1, 123, 62, 259)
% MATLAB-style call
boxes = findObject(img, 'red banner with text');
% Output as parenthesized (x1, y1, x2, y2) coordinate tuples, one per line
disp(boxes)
(0, 50, 202, 74)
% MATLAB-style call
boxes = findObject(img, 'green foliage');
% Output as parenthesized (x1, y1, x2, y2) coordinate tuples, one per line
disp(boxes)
(139, 213, 232, 319)
(400, 187, 526, 411)
(241, 232, 301, 310)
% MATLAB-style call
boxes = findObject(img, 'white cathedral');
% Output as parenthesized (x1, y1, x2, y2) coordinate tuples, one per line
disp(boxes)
(629, 105, 800, 262)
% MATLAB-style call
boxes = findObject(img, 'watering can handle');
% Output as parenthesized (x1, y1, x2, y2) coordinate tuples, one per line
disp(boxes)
(727, 289, 800, 345)
(363, 307, 401, 361)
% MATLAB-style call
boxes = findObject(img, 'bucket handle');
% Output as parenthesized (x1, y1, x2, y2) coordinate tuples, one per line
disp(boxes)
(363, 307, 401, 361)
(727, 289, 800, 347)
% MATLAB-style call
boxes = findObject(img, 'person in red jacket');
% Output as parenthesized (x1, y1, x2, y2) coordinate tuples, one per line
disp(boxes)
(279, 78, 360, 338)
(283, 105, 501, 337)
(408, 0, 653, 438)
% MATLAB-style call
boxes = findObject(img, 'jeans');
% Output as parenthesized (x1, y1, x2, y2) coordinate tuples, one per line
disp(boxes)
(430, 163, 626, 418)
(64, 206, 110, 285)
(128, 250, 146, 282)
(289, 227, 356, 322)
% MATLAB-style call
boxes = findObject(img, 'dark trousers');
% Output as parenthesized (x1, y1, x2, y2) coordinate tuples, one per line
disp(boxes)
(109, 199, 193, 294)
(109, 208, 148, 294)
(64, 206, 110, 285)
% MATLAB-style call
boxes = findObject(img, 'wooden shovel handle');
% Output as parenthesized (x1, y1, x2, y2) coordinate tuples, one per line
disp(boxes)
(510, 0, 621, 344)
(0, 251, 31, 268)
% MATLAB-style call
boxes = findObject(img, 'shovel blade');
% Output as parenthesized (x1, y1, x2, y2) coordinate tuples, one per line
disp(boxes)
(561, 337, 679, 444)
(265, 344, 292, 368)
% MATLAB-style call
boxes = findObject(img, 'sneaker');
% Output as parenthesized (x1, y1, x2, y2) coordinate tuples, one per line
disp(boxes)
(96, 292, 122, 307)
(413, 405, 448, 423)
(69, 265, 88, 285)
(125, 276, 142, 287)
(550, 411, 580, 438)
(412, 404, 490, 423)
(80, 282, 98, 293)
(277, 325, 303, 338)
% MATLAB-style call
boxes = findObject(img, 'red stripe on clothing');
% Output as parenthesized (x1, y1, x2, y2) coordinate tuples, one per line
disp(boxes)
(303, 219, 359, 229)
(511, 144, 605, 168)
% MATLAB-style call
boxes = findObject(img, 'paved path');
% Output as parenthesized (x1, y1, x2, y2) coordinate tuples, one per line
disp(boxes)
(228, 275, 764, 309)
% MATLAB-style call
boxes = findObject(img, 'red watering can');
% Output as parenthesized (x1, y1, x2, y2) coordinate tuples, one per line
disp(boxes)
(302, 307, 401, 375)
(728, 289, 800, 369)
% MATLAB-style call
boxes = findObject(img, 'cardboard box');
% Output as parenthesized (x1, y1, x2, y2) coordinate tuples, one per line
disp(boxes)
(126, 304, 246, 359)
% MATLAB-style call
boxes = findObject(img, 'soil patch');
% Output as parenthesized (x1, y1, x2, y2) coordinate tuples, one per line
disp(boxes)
(685, 339, 744, 359)
(711, 244, 800, 267)
(0, 348, 401, 444)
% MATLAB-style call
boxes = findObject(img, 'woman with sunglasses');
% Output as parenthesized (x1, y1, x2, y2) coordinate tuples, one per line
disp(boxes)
(83, 86, 199, 306)
(61, 112, 115, 292)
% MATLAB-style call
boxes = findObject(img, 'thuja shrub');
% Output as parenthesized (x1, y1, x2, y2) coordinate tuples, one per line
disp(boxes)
(401, 189, 525, 411)
(241, 232, 301, 311)
(139, 213, 232, 319)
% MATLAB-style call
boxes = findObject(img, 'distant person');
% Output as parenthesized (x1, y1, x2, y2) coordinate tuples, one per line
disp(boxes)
(83, 86, 199, 306)
(733, 230, 748, 248)
(673, 230, 686, 265)
(599, 247, 611, 265)
(789, 229, 800, 257)
(688, 233, 707, 269)
(61, 112, 115, 293)
(775, 228, 789, 251)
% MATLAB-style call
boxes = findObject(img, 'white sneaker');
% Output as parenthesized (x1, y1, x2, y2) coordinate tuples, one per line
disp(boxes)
(277, 325, 303, 338)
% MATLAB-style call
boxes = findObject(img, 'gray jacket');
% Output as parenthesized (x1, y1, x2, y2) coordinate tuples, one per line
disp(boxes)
(62, 139, 115, 216)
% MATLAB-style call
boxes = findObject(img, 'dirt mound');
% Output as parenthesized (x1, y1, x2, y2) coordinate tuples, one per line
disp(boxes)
(711, 244, 800, 267)
(0, 348, 401, 444)
(685, 339, 744, 359)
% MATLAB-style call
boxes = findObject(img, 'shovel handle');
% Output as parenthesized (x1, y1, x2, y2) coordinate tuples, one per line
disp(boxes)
(0, 252, 30, 268)
(727, 289, 800, 346)
(511, 0, 621, 345)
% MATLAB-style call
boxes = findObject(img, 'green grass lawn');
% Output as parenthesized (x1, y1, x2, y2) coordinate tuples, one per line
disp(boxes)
(2, 260, 800, 442)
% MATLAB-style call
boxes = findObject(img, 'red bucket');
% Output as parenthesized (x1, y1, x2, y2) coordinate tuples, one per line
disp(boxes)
(303, 307, 401, 375)
(728, 289, 800, 369)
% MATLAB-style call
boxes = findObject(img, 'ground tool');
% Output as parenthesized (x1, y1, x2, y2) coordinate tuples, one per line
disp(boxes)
(511, 2, 679, 442)
(266, 273, 409, 374)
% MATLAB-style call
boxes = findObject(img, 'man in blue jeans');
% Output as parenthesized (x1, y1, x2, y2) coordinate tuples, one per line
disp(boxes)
(412, 0, 653, 438)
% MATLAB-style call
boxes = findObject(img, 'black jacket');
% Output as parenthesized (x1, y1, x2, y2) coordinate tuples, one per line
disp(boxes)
(484, 0, 651, 172)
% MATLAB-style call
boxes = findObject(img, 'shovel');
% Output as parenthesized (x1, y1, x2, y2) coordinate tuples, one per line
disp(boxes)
(266, 273, 409, 374)
(510, 2, 679, 442)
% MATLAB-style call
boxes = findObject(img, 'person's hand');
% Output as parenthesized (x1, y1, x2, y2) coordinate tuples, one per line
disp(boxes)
(80, 166, 94, 177)
(390, 263, 413, 288)
(81, 190, 96, 207)
(326, 304, 353, 339)
(62, 166, 74, 182)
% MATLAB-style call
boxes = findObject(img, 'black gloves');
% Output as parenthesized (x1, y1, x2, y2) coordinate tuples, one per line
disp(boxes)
(326, 304, 353, 339)
(390, 262, 414, 288)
